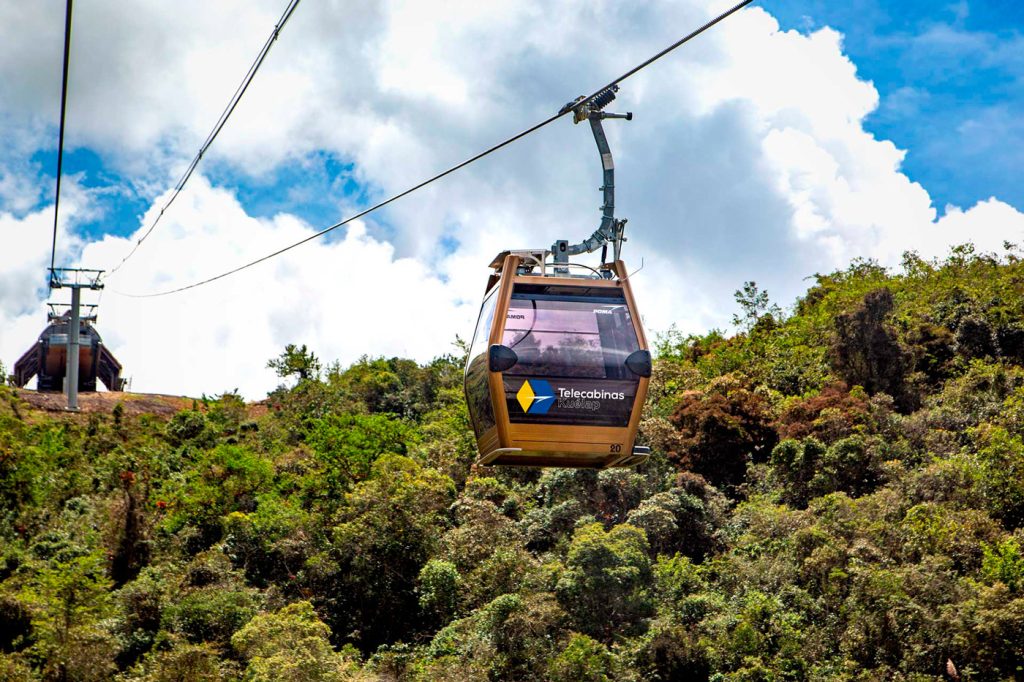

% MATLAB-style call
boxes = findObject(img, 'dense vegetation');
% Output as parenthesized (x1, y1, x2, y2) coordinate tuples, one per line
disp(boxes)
(3, 245, 1024, 680)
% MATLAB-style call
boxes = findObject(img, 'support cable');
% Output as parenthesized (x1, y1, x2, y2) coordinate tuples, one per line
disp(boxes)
(106, 0, 302, 276)
(49, 0, 75, 284)
(112, 0, 753, 298)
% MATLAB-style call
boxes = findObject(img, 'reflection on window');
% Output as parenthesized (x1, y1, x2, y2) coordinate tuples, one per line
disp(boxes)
(502, 289, 640, 380)
(465, 289, 498, 436)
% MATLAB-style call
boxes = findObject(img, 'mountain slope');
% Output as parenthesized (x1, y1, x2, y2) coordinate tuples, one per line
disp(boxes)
(2, 246, 1024, 681)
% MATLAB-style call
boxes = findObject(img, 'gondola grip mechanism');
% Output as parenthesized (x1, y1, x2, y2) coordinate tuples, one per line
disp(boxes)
(553, 85, 632, 268)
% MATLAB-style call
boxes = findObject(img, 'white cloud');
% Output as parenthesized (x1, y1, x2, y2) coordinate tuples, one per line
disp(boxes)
(76, 177, 475, 397)
(2, 1, 1023, 397)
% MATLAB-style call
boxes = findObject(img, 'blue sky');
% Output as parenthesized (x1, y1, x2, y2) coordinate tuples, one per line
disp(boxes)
(26, 148, 373, 242)
(762, 0, 1024, 212)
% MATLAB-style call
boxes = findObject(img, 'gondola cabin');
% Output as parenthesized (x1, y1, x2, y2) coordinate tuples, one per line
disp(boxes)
(465, 251, 651, 468)
(12, 310, 126, 392)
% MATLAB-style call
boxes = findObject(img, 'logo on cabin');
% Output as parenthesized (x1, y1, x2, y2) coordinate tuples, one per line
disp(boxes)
(516, 379, 555, 414)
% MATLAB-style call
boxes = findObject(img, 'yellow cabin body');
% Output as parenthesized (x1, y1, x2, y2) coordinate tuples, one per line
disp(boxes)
(464, 253, 651, 468)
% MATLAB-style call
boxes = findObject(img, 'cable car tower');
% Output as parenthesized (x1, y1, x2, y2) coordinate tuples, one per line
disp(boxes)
(464, 86, 652, 469)
(12, 1, 125, 409)
(12, 269, 126, 410)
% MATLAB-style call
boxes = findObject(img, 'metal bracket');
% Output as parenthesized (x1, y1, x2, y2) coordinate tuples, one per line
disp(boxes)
(49, 267, 105, 290)
(552, 85, 632, 272)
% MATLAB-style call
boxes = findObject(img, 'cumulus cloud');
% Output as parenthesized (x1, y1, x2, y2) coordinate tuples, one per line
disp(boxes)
(2, 0, 1023, 397)
(66, 177, 475, 397)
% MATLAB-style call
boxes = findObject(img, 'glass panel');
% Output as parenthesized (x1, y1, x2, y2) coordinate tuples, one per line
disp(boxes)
(464, 288, 498, 437)
(502, 284, 642, 427)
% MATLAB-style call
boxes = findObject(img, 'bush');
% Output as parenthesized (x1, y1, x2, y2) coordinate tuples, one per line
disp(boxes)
(829, 288, 914, 410)
(166, 410, 211, 447)
(418, 559, 461, 625)
(170, 587, 259, 646)
(232, 601, 366, 682)
(556, 523, 653, 640)
(547, 633, 618, 682)
(668, 376, 778, 490)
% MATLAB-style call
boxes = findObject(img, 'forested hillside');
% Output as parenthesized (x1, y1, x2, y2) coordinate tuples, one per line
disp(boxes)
(3, 245, 1024, 681)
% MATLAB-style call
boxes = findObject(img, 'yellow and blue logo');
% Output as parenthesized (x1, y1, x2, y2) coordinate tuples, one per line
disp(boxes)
(516, 379, 555, 414)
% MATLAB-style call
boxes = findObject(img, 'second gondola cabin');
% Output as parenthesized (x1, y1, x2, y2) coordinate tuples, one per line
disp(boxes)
(465, 251, 651, 468)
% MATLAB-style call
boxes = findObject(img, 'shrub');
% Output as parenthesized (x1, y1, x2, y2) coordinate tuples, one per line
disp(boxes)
(418, 559, 461, 625)
(829, 288, 914, 410)
(547, 633, 618, 682)
(232, 601, 366, 682)
(166, 410, 211, 447)
(668, 376, 778, 490)
(556, 523, 653, 640)
(981, 537, 1024, 592)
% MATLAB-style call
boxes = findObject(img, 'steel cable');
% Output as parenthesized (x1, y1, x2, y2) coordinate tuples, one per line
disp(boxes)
(112, 0, 754, 298)
(106, 0, 302, 276)
(49, 0, 75, 281)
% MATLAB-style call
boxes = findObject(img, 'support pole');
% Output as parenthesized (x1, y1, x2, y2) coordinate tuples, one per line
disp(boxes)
(67, 285, 80, 411)
(49, 269, 104, 409)
(553, 85, 631, 270)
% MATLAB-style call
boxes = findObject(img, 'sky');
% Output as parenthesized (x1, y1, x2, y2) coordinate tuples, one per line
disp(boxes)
(1, 0, 1022, 399)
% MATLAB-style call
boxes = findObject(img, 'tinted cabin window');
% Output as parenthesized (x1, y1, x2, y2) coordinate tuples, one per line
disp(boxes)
(465, 288, 498, 437)
(502, 284, 641, 427)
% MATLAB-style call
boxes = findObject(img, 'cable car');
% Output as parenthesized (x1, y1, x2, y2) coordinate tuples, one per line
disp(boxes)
(465, 251, 650, 468)
(464, 85, 651, 468)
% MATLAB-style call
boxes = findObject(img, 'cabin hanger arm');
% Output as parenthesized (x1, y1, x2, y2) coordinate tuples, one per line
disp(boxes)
(553, 85, 632, 268)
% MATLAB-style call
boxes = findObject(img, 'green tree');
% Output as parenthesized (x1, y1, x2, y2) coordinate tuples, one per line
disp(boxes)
(733, 281, 781, 331)
(829, 288, 914, 409)
(121, 641, 236, 681)
(424, 593, 567, 680)
(547, 633, 618, 682)
(981, 537, 1024, 592)
(19, 551, 116, 682)
(170, 586, 259, 647)
(320, 455, 455, 651)
(974, 425, 1024, 528)
(417, 559, 461, 625)
(232, 601, 366, 682)
(268, 344, 322, 383)
(625, 478, 727, 560)
(556, 523, 653, 641)
(306, 413, 414, 487)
